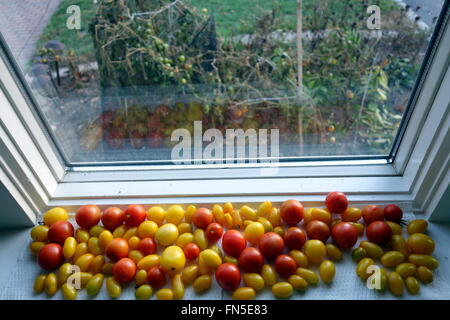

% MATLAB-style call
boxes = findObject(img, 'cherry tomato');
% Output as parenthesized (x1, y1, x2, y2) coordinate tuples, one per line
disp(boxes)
(47, 221, 74, 245)
(258, 232, 284, 260)
(274, 254, 297, 278)
(106, 238, 129, 261)
(192, 208, 214, 229)
(113, 258, 137, 283)
(147, 266, 166, 288)
(138, 237, 157, 255)
(101, 207, 125, 231)
(38, 243, 64, 270)
(325, 191, 348, 214)
(124, 204, 146, 227)
(331, 222, 358, 249)
(366, 221, 392, 246)
(306, 220, 330, 243)
(184, 243, 200, 260)
(362, 205, 384, 224)
(205, 222, 223, 243)
(283, 227, 306, 250)
(76, 205, 101, 229)
(280, 200, 304, 225)
(238, 247, 264, 273)
(215, 263, 241, 291)
(384, 204, 403, 223)
(222, 230, 247, 258)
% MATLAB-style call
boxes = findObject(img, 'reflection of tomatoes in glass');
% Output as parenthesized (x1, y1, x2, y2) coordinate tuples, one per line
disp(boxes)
(362, 205, 384, 224)
(106, 238, 129, 261)
(274, 254, 297, 278)
(183, 243, 200, 260)
(101, 207, 125, 231)
(75, 205, 101, 229)
(222, 230, 247, 258)
(124, 204, 146, 227)
(284, 227, 306, 250)
(38, 243, 64, 270)
(112, 258, 136, 283)
(258, 232, 284, 260)
(331, 222, 358, 249)
(205, 222, 223, 242)
(48, 221, 74, 245)
(238, 247, 264, 273)
(366, 221, 392, 246)
(192, 208, 213, 229)
(306, 220, 330, 243)
(325, 192, 348, 214)
(138, 237, 157, 255)
(280, 200, 304, 225)
(147, 266, 166, 288)
(216, 263, 241, 291)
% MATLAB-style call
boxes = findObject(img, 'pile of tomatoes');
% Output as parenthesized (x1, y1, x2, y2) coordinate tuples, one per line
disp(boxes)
(29, 192, 439, 300)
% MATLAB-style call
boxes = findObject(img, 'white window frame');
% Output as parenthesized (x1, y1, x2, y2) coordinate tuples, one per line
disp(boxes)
(0, 6, 449, 225)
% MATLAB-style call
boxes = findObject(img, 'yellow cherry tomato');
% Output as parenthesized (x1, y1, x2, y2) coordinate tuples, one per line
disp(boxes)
(128, 236, 141, 250)
(90, 255, 105, 274)
(137, 221, 158, 238)
(102, 262, 114, 275)
(244, 222, 265, 245)
(268, 208, 281, 227)
(29, 241, 46, 255)
(199, 249, 222, 268)
(223, 255, 239, 265)
(176, 232, 194, 248)
(407, 233, 435, 255)
(416, 266, 433, 284)
(391, 235, 410, 257)
(166, 205, 185, 225)
(405, 276, 420, 294)
(319, 260, 336, 283)
(296, 268, 319, 285)
(156, 288, 174, 300)
(359, 241, 384, 260)
(304, 240, 326, 264)
(184, 205, 197, 224)
(88, 237, 102, 255)
(388, 272, 404, 295)
(232, 287, 255, 300)
(72, 272, 93, 288)
(123, 227, 138, 241)
(272, 282, 293, 298)
(128, 250, 144, 264)
(75, 253, 95, 272)
(193, 275, 212, 293)
(31, 225, 49, 241)
(407, 219, 428, 234)
(356, 258, 375, 280)
(289, 250, 309, 268)
(273, 226, 284, 237)
(243, 273, 265, 291)
(177, 222, 192, 234)
(147, 206, 166, 225)
(161, 246, 186, 275)
(240, 206, 257, 221)
(408, 254, 439, 270)
(89, 225, 105, 238)
(43, 207, 68, 226)
(310, 208, 332, 225)
(257, 217, 273, 233)
(44, 273, 58, 296)
(261, 264, 277, 287)
(135, 284, 153, 300)
(172, 274, 185, 299)
(72, 242, 89, 262)
(381, 251, 405, 268)
(181, 265, 199, 285)
(86, 273, 104, 297)
(212, 204, 224, 223)
(135, 269, 148, 286)
(198, 254, 213, 275)
(342, 207, 362, 222)
(257, 201, 272, 217)
(138, 255, 160, 270)
(75, 229, 90, 243)
(62, 283, 77, 300)
(325, 244, 343, 261)
(386, 221, 403, 235)
(223, 202, 234, 213)
(395, 263, 417, 278)
(58, 263, 73, 285)
(106, 276, 122, 298)
(156, 223, 179, 246)
(112, 225, 128, 238)
(99, 230, 114, 250)
(34, 274, 47, 293)
(223, 213, 234, 229)
(231, 210, 243, 229)
(194, 228, 208, 250)
(288, 274, 308, 291)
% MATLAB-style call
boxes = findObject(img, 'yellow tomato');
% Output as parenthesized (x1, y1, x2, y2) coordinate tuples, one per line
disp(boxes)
(137, 221, 158, 238)
(257, 201, 272, 217)
(147, 206, 166, 225)
(185, 205, 197, 223)
(166, 205, 185, 224)
(31, 225, 49, 241)
(156, 223, 179, 246)
(212, 204, 224, 223)
(75, 229, 90, 243)
(303, 240, 326, 264)
(232, 287, 255, 300)
(63, 237, 77, 259)
(98, 230, 114, 250)
(342, 207, 362, 222)
(43, 207, 68, 226)
(156, 288, 174, 300)
(128, 236, 141, 250)
(176, 232, 194, 248)
(194, 228, 208, 250)
(88, 237, 102, 255)
(112, 225, 128, 238)
(240, 206, 257, 221)
(177, 222, 192, 234)
(161, 246, 186, 275)
(199, 249, 222, 268)
(244, 222, 265, 245)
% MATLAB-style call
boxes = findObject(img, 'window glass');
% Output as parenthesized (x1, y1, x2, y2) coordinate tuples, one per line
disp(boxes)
(0, 0, 446, 165)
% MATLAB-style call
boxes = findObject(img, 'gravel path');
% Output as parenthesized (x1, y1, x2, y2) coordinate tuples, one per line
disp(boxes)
(0, 0, 62, 69)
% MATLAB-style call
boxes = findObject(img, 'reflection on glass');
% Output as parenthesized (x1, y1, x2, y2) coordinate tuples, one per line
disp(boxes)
(0, 0, 446, 164)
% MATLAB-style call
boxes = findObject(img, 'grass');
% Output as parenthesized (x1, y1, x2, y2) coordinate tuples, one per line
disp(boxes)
(38, 0, 399, 61)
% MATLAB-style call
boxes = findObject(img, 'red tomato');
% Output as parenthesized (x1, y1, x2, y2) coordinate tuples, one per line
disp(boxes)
(222, 230, 247, 258)
(280, 200, 304, 225)
(274, 254, 297, 278)
(366, 221, 392, 246)
(215, 263, 241, 291)
(331, 222, 359, 249)
(383, 204, 403, 223)
(192, 208, 214, 229)
(105, 238, 129, 261)
(101, 207, 125, 231)
(124, 204, 146, 227)
(147, 266, 166, 288)
(75, 205, 101, 229)
(183, 243, 200, 260)
(112, 258, 136, 283)
(138, 237, 156, 255)
(47, 221, 74, 245)
(306, 220, 330, 243)
(284, 227, 306, 250)
(258, 232, 284, 260)
(362, 205, 384, 225)
(238, 247, 264, 273)
(38, 243, 64, 270)
(205, 222, 223, 243)
(325, 191, 348, 214)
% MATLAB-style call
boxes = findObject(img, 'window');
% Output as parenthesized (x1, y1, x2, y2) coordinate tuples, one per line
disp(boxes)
(0, 0, 447, 166)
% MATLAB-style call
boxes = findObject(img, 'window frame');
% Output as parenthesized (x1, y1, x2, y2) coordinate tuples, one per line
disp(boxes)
(0, 4, 449, 225)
